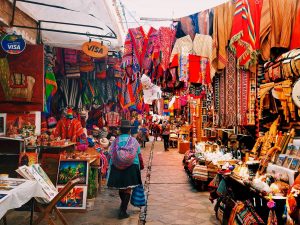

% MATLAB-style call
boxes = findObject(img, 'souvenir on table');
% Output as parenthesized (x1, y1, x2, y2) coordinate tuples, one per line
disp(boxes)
(56, 186, 87, 210)
(57, 160, 89, 185)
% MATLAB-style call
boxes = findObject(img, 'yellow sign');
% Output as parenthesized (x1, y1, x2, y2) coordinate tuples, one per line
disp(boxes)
(82, 41, 108, 58)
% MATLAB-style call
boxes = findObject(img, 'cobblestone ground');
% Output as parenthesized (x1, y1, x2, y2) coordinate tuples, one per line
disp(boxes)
(4, 138, 217, 225)
(145, 141, 218, 225)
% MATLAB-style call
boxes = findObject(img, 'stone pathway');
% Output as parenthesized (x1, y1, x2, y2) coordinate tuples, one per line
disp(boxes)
(4, 139, 218, 225)
(145, 141, 218, 225)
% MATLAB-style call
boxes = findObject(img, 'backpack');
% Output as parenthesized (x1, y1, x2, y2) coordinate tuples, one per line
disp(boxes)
(111, 137, 138, 170)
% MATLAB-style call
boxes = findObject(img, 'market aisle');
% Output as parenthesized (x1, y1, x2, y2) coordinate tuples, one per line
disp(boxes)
(145, 141, 218, 225)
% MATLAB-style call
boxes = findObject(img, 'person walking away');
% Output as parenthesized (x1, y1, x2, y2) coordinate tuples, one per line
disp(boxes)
(107, 120, 144, 219)
(161, 121, 170, 151)
(140, 124, 149, 148)
(131, 117, 140, 138)
(152, 122, 160, 141)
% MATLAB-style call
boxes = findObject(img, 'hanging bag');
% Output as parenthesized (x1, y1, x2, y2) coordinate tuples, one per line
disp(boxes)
(130, 184, 146, 207)
(111, 136, 138, 170)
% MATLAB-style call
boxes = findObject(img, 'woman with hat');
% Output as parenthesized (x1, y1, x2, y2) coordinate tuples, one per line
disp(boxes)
(107, 120, 144, 219)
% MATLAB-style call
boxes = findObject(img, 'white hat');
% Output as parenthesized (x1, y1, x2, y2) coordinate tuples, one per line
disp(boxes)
(100, 138, 109, 148)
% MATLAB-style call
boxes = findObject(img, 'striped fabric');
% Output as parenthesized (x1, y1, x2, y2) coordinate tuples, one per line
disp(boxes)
(130, 184, 146, 207)
(229, 0, 261, 69)
(192, 165, 208, 181)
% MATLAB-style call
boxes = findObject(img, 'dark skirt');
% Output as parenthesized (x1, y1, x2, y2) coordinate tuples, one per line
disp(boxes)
(107, 164, 142, 189)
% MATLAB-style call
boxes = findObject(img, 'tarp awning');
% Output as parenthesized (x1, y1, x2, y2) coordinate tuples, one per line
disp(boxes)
(11, 0, 124, 49)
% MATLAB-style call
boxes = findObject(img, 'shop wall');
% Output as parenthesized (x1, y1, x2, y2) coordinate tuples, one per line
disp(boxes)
(0, 0, 37, 43)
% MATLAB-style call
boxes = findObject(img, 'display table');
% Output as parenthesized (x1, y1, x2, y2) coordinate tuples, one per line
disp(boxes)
(226, 175, 287, 224)
(0, 178, 46, 219)
(178, 141, 190, 154)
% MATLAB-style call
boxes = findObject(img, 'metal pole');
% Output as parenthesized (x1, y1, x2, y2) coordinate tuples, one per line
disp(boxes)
(10, 0, 17, 26)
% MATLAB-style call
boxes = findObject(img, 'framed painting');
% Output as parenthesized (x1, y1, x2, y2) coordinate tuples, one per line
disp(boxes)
(57, 160, 89, 185)
(0, 113, 6, 135)
(19, 152, 38, 166)
(56, 185, 87, 210)
(283, 156, 293, 168)
(289, 158, 300, 171)
(6, 112, 36, 136)
(276, 154, 287, 166)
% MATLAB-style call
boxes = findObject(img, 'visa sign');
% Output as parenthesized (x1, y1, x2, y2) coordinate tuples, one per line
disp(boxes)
(82, 41, 108, 58)
(1, 34, 26, 54)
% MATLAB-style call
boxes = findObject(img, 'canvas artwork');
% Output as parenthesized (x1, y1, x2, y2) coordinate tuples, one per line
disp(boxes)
(56, 186, 87, 210)
(57, 160, 89, 185)
(31, 164, 57, 192)
(6, 113, 36, 136)
(17, 165, 35, 180)
(19, 152, 38, 166)
(290, 158, 300, 170)
(283, 157, 293, 168)
(276, 154, 287, 166)
(29, 165, 58, 201)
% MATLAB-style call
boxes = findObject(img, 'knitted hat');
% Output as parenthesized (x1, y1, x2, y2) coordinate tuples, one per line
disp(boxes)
(66, 108, 73, 119)
(100, 138, 109, 148)
(47, 117, 57, 128)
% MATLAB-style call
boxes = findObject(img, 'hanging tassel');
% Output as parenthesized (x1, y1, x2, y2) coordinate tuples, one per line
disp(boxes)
(267, 195, 278, 225)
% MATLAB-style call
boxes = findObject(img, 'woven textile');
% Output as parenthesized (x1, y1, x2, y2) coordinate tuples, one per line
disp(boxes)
(239, 70, 250, 126)
(192, 165, 208, 181)
(158, 27, 176, 71)
(213, 75, 220, 127)
(219, 71, 226, 127)
(225, 49, 237, 127)
(229, 0, 262, 69)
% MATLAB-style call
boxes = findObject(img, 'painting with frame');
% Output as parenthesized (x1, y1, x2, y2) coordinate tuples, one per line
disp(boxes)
(57, 160, 89, 186)
(56, 185, 87, 210)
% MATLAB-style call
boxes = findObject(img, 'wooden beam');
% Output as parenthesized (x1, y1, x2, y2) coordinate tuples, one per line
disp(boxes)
(0, 0, 37, 43)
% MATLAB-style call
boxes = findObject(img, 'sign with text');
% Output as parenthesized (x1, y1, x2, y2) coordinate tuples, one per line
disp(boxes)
(82, 41, 108, 58)
(1, 34, 26, 54)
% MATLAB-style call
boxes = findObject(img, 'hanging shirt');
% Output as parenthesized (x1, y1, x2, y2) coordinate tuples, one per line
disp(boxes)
(122, 26, 159, 77)
(189, 55, 211, 84)
(105, 112, 120, 127)
(170, 34, 215, 82)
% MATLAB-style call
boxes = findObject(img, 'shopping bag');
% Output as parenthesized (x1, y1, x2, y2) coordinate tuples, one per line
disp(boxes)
(130, 185, 146, 207)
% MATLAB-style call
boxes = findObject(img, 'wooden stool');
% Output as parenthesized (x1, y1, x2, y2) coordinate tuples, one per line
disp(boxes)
(33, 178, 80, 225)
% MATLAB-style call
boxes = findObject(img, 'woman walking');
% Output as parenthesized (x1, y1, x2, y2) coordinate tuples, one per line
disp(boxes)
(107, 120, 144, 219)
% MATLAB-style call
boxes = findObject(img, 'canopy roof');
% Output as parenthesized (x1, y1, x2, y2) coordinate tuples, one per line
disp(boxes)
(11, 0, 124, 49)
